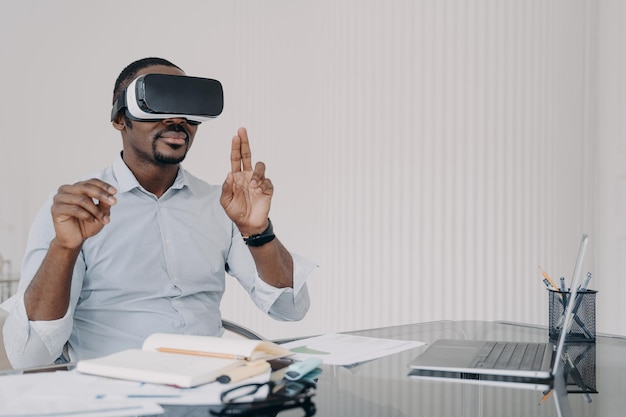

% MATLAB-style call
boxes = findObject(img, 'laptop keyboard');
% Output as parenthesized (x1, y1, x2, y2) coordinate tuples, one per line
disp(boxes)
(472, 342, 547, 370)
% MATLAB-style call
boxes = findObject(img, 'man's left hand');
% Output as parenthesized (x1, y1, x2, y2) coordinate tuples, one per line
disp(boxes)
(220, 127, 273, 236)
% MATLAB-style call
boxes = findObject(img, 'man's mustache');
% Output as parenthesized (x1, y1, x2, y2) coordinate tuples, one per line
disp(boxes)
(155, 123, 190, 141)
(166, 123, 189, 136)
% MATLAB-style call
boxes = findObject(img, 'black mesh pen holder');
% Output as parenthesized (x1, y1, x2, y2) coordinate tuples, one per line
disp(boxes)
(561, 343, 597, 394)
(548, 289, 597, 342)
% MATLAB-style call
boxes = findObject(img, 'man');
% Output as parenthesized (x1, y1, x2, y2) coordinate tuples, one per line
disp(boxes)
(1, 57, 315, 369)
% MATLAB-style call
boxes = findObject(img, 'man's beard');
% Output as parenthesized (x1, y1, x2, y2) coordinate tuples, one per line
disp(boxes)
(153, 124, 190, 164)
(153, 144, 188, 164)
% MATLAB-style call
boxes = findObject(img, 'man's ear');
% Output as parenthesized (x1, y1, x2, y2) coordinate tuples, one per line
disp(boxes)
(112, 114, 125, 131)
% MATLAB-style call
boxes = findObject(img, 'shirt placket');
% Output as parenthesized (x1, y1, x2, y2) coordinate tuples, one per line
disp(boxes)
(155, 196, 186, 330)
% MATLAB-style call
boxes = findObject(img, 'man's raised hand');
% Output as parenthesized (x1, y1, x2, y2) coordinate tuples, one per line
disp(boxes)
(51, 179, 117, 249)
(220, 127, 273, 237)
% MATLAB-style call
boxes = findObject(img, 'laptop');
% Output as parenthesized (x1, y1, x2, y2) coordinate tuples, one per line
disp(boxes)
(408, 234, 589, 391)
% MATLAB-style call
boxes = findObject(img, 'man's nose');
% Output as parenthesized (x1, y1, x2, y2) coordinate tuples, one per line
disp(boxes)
(163, 117, 188, 125)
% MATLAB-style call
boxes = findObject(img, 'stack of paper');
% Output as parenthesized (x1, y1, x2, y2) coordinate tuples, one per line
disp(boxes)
(0, 369, 270, 417)
(280, 333, 425, 365)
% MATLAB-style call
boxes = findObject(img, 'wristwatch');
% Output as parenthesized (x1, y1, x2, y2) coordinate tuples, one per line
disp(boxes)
(242, 219, 276, 247)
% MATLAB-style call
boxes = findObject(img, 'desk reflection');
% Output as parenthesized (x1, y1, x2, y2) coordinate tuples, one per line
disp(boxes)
(2, 321, 624, 417)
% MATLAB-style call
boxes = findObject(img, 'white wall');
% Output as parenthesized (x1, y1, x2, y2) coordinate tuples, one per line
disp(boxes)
(1, 0, 622, 338)
(596, 0, 626, 338)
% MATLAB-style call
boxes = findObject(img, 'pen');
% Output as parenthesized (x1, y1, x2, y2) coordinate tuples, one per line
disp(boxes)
(559, 277, 567, 292)
(217, 360, 270, 384)
(156, 347, 248, 361)
(580, 272, 592, 291)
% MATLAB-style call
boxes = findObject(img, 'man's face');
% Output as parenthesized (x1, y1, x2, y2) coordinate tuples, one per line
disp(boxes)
(115, 65, 199, 166)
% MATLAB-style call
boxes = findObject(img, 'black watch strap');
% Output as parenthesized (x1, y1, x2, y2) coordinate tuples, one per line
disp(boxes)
(242, 219, 276, 247)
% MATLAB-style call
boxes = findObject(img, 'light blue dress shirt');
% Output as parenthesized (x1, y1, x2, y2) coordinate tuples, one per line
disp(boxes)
(1, 155, 314, 368)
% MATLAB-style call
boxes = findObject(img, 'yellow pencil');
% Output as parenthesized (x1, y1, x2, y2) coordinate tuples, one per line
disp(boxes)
(539, 389, 553, 404)
(538, 266, 559, 290)
(157, 347, 249, 361)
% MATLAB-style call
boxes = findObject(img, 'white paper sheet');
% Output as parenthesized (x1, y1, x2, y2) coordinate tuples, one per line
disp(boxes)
(280, 333, 425, 365)
(0, 368, 270, 416)
(0, 395, 162, 417)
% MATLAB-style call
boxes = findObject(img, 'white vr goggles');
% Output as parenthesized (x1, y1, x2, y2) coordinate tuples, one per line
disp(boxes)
(111, 73, 224, 125)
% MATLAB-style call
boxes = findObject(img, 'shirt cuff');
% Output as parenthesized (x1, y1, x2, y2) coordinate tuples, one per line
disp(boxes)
(252, 252, 317, 317)
(290, 252, 318, 295)
(2, 293, 72, 366)
(30, 308, 73, 358)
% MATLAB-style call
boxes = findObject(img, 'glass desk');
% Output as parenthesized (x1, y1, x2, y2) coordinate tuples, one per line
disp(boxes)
(3, 320, 625, 416)
(270, 321, 626, 417)
(199, 320, 623, 417)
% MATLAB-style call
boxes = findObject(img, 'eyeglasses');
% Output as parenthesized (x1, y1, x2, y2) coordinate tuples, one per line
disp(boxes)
(221, 379, 315, 404)
(215, 379, 317, 416)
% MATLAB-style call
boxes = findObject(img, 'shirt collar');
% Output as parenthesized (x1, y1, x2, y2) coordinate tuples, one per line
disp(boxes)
(112, 152, 192, 195)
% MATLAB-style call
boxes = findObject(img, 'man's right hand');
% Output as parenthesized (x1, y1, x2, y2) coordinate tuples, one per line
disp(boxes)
(51, 179, 117, 249)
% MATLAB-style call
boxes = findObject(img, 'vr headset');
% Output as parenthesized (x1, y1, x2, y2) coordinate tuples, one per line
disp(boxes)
(111, 73, 224, 125)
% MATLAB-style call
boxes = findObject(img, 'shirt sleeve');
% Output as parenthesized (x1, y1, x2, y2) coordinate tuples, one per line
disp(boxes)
(1, 197, 79, 368)
(226, 227, 317, 321)
(254, 252, 316, 321)
(2, 294, 73, 369)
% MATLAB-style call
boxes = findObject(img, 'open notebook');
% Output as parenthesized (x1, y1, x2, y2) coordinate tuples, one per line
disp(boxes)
(409, 234, 589, 393)
(76, 333, 291, 388)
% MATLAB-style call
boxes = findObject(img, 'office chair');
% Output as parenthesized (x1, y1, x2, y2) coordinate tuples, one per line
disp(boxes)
(221, 319, 264, 340)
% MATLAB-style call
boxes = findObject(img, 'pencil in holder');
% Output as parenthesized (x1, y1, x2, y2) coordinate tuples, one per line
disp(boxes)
(548, 289, 597, 342)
